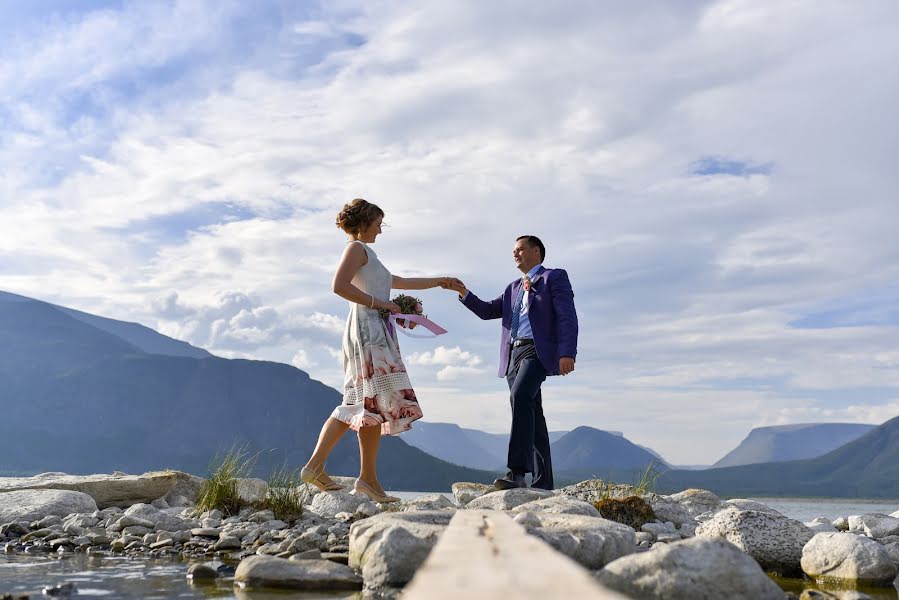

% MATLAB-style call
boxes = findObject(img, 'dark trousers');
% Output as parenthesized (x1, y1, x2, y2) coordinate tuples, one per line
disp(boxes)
(506, 343, 554, 490)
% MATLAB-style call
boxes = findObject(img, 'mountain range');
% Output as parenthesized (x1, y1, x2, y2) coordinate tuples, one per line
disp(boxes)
(712, 422, 877, 468)
(4, 289, 897, 497)
(0, 290, 495, 490)
(657, 416, 899, 498)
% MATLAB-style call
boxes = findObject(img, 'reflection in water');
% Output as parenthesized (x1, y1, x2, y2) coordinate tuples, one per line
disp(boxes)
(4, 551, 895, 599)
(772, 574, 899, 600)
(0, 554, 359, 599)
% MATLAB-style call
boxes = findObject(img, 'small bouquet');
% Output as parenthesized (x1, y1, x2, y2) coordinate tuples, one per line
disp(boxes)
(379, 294, 424, 329)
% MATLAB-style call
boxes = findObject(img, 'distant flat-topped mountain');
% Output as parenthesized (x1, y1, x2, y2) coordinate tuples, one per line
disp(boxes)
(713, 423, 877, 467)
(0, 290, 495, 490)
(403, 422, 667, 475)
(658, 415, 899, 498)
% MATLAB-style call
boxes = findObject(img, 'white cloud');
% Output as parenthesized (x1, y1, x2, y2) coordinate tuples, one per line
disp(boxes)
(2, 0, 899, 463)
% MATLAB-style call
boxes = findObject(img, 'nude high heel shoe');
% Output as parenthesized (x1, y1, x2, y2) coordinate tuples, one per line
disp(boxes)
(300, 466, 347, 492)
(351, 478, 400, 503)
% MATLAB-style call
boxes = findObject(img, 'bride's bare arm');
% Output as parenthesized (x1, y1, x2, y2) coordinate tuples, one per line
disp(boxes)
(392, 276, 464, 290)
(333, 244, 398, 312)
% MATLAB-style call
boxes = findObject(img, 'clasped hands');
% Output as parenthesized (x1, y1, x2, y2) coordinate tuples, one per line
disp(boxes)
(437, 276, 575, 376)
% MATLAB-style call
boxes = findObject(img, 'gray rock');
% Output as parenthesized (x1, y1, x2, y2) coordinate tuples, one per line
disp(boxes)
(666, 489, 722, 517)
(696, 508, 814, 574)
(512, 495, 600, 517)
(235, 555, 361, 590)
(187, 563, 219, 580)
(557, 480, 641, 504)
(402, 494, 456, 511)
(597, 537, 784, 599)
(290, 549, 324, 560)
(349, 511, 452, 588)
(0, 489, 98, 523)
(236, 479, 268, 504)
(450, 482, 493, 507)
(523, 513, 635, 570)
(847, 514, 899, 539)
(465, 488, 554, 511)
(512, 511, 542, 528)
(881, 542, 899, 566)
(801, 532, 898, 585)
(0, 471, 205, 509)
(191, 528, 221, 538)
(122, 503, 193, 532)
(213, 536, 242, 551)
(833, 516, 850, 531)
(117, 515, 155, 529)
(354, 501, 380, 518)
(248, 509, 275, 523)
(34, 515, 63, 528)
(720, 499, 782, 515)
(647, 497, 695, 527)
(310, 492, 370, 518)
(805, 520, 839, 534)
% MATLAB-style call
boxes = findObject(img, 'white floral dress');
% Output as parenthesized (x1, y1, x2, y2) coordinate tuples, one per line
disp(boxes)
(331, 241, 423, 435)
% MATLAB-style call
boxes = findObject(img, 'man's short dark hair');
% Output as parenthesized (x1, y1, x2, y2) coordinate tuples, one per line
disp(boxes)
(517, 235, 545, 261)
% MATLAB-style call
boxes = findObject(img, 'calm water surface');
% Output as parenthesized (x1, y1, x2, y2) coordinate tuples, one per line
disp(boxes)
(2, 496, 898, 598)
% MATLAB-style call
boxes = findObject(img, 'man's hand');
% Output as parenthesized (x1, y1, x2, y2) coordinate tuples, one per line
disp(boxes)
(445, 277, 468, 296)
(560, 357, 575, 376)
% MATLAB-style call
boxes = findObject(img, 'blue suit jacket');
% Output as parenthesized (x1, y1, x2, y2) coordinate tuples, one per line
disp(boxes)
(461, 266, 578, 377)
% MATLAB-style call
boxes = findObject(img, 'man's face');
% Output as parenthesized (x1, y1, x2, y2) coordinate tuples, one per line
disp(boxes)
(513, 239, 541, 273)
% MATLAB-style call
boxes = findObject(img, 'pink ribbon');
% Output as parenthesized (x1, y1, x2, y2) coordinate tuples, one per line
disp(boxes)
(388, 313, 448, 338)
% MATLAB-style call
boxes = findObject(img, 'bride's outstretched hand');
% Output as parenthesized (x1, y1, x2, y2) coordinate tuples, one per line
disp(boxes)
(445, 278, 467, 296)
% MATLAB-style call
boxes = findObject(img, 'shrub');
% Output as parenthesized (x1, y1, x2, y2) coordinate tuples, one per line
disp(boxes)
(196, 444, 256, 516)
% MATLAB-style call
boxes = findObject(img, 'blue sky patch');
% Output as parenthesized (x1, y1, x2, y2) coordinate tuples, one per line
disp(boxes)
(690, 156, 773, 177)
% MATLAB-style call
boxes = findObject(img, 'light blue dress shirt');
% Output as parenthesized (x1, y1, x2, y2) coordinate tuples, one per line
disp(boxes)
(514, 263, 543, 341)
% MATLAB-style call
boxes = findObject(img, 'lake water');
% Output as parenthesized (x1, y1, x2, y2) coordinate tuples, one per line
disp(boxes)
(2, 496, 898, 599)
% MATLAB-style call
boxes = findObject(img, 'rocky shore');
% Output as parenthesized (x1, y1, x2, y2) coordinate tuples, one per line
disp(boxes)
(2, 472, 899, 599)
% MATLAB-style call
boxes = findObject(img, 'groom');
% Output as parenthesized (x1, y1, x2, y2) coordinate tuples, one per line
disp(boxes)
(451, 235, 578, 490)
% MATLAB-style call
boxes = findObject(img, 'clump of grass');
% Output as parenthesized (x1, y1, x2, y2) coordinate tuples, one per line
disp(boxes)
(632, 460, 664, 495)
(258, 464, 306, 522)
(197, 444, 257, 516)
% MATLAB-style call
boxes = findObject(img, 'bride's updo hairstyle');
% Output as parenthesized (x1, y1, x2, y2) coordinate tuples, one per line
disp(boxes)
(336, 198, 384, 235)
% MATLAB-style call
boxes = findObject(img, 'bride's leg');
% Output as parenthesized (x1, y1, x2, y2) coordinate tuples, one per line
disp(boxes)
(357, 424, 385, 493)
(305, 417, 350, 481)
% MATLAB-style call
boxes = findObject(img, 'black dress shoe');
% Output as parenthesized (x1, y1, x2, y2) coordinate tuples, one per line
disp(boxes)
(493, 472, 528, 490)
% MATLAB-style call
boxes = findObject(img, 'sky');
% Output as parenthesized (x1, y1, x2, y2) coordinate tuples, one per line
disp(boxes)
(1, 0, 898, 465)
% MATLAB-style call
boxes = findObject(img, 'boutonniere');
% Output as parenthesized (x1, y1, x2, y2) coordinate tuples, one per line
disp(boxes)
(522, 276, 532, 293)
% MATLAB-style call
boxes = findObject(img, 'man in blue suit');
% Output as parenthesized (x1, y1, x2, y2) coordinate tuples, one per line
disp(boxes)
(452, 235, 578, 490)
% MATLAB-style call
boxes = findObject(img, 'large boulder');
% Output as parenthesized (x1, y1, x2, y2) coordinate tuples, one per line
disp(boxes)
(234, 555, 361, 590)
(512, 495, 601, 517)
(310, 492, 373, 518)
(521, 513, 635, 570)
(349, 511, 452, 589)
(465, 488, 553, 511)
(596, 537, 784, 599)
(0, 471, 203, 508)
(451, 482, 493, 507)
(696, 508, 814, 574)
(557, 480, 640, 504)
(667, 489, 722, 517)
(847, 514, 899, 539)
(801, 532, 898, 586)
(0, 489, 98, 523)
